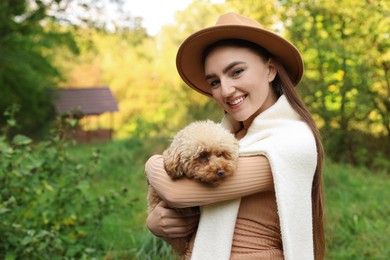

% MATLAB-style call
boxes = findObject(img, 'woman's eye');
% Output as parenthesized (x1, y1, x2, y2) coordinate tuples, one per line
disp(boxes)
(209, 80, 220, 88)
(232, 68, 244, 76)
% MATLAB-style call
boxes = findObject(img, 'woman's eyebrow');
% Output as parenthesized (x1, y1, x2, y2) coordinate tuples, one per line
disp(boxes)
(205, 61, 245, 80)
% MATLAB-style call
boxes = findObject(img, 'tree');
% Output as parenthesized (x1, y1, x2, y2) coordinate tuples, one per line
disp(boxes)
(0, 0, 75, 137)
(279, 0, 389, 165)
(0, 0, 143, 138)
(226, 0, 277, 28)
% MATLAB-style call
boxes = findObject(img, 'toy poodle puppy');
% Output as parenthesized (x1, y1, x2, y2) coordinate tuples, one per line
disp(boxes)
(147, 120, 239, 255)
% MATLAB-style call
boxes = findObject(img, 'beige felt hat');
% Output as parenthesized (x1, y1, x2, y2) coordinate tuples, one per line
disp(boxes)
(176, 12, 304, 96)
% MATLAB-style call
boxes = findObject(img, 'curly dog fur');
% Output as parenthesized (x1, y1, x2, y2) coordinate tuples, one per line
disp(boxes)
(147, 120, 239, 255)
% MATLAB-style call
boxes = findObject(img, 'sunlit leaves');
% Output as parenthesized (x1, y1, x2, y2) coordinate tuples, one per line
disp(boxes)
(282, 0, 388, 135)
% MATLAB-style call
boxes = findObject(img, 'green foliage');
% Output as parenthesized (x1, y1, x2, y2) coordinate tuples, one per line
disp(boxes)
(226, 0, 277, 27)
(0, 108, 119, 258)
(0, 0, 79, 137)
(279, 0, 390, 165)
(0, 0, 145, 138)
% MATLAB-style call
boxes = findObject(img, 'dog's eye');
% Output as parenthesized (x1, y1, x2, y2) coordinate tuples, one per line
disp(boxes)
(199, 151, 209, 160)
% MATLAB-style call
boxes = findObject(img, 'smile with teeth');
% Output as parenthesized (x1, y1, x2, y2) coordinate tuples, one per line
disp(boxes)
(227, 96, 246, 106)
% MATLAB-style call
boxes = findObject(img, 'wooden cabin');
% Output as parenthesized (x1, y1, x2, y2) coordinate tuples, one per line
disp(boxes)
(55, 87, 119, 143)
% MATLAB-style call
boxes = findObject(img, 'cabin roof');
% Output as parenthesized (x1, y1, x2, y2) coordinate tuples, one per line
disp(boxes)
(55, 87, 119, 115)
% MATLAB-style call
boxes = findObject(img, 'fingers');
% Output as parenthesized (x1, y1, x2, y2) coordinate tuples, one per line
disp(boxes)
(158, 209, 199, 238)
(147, 201, 200, 238)
(162, 221, 198, 238)
(160, 212, 199, 229)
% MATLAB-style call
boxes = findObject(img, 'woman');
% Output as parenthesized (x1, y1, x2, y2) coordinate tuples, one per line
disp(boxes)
(145, 12, 325, 260)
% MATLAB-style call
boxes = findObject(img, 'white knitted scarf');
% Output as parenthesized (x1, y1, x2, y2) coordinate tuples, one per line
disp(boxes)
(191, 95, 317, 260)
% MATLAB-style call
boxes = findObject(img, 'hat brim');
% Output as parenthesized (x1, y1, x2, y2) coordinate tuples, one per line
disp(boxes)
(176, 25, 304, 96)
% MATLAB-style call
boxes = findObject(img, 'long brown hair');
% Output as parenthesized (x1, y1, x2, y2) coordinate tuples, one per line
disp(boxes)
(203, 39, 325, 259)
(272, 59, 325, 260)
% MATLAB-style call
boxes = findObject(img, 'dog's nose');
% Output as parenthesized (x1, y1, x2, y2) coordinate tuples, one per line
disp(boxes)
(216, 170, 225, 177)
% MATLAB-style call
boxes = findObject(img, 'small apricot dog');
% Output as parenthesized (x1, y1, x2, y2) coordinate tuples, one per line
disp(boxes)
(147, 120, 239, 255)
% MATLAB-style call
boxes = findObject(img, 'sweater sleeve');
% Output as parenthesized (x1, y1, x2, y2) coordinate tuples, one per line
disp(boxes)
(145, 154, 274, 208)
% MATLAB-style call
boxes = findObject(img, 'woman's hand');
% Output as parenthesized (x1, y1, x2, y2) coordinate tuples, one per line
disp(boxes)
(147, 200, 200, 238)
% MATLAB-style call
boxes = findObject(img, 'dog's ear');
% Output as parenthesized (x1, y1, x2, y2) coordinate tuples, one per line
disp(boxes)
(163, 147, 184, 179)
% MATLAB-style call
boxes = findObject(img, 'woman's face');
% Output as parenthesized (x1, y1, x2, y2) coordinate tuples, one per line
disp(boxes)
(204, 45, 278, 127)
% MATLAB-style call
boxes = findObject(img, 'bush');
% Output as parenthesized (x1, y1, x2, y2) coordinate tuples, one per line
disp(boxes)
(323, 128, 390, 171)
(0, 106, 117, 259)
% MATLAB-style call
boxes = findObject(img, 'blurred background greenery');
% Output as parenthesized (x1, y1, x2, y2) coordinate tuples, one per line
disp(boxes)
(0, 0, 389, 259)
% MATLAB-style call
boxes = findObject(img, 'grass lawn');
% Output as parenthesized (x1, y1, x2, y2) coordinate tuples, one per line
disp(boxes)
(324, 162, 390, 259)
(69, 138, 390, 259)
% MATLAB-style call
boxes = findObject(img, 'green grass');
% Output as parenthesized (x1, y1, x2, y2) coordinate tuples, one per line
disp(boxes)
(68, 138, 390, 259)
(324, 162, 390, 259)
(68, 137, 173, 259)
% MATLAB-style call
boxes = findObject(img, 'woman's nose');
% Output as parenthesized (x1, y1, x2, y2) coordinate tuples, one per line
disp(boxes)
(220, 78, 235, 97)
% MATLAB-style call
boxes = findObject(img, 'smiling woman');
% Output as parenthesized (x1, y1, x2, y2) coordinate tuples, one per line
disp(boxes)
(145, 12, 325, 260)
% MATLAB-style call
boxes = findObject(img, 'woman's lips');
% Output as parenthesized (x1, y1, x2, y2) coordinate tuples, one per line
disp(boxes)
(227, 95, 246, 108)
